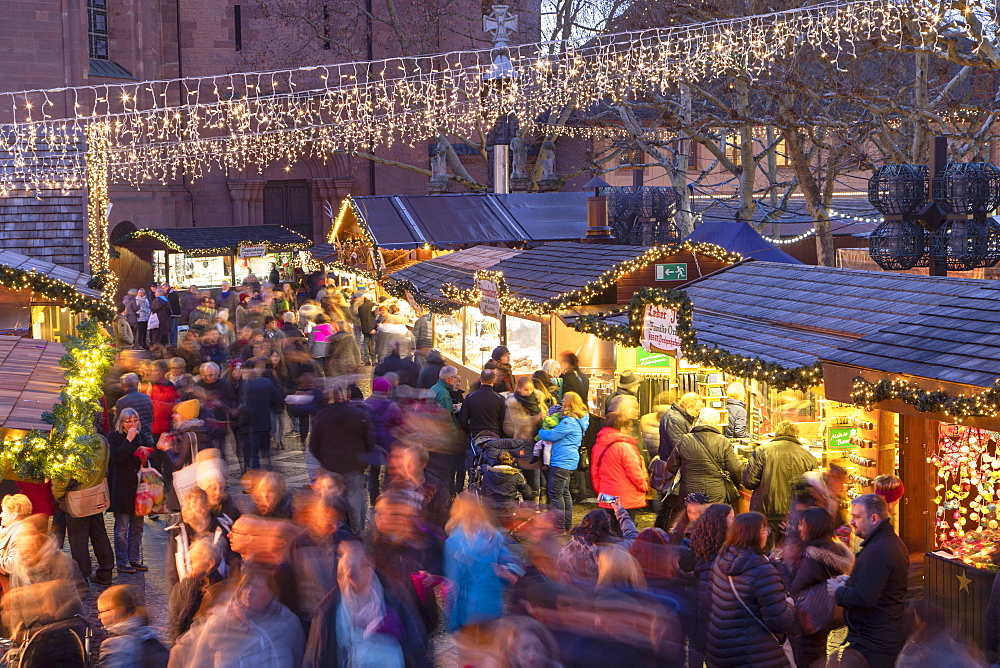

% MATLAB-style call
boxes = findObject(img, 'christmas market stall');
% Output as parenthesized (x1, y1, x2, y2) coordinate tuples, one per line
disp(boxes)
(318, 192, 589, 286)
(111, 225, 312, 302)
(577, 262, 983, 538)
(391, 240, 743, 402)
(822, 278, 1000, 649)
(0, 249, 108, 342)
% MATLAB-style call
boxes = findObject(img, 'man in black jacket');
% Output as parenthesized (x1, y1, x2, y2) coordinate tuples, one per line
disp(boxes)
(658, 392, 703, 459)
(309, 380, 375, 533)
(457, 369, 506, 439)
(832, 494, 908, 667)
(356, 292, 377, 365)
(373, 340, 420, 388)
(558, 351, 589, 402)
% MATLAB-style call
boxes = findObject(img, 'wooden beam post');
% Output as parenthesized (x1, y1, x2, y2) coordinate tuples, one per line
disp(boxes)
(899, 413, 938, 554)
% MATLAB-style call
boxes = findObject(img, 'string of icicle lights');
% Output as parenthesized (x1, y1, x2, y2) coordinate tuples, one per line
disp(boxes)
(0, 0, 941, 194)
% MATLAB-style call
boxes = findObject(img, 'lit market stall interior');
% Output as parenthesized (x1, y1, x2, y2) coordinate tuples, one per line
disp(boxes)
(110, 225, 312, 303)
(577, 261, 985, 555)
(389, 240, 743, 388)
(822, 279, 1000, 648)
(0, 249, 107, 342)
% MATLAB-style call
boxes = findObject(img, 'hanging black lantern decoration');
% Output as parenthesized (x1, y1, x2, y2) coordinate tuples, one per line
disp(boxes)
(984, 217, 1000, 267)
(868, 164, 928, 215)
(929, 219, 991, 271)
(932, 162, 1000, 215)
(868, 218, 927, 270)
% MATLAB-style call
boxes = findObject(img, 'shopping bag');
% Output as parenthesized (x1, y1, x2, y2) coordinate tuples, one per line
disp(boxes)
(171, 433, 201, 509)
(135, 466, 165, 516)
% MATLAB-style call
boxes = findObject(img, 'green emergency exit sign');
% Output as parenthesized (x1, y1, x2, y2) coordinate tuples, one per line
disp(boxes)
(655, 263, 688, 281)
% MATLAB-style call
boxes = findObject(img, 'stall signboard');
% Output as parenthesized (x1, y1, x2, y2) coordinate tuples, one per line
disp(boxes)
(476, 277, 501, 319)
(239, 243, 267, 258)
(404, 290, 420, 312)
(828, 426, 858, 449)
(655, 263, 688, 281)
(640, 304, 682, 354)
(635, 347, 673, 368)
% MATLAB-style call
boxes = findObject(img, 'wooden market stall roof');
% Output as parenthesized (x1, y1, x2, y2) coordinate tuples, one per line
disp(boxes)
(123, 225, 312, 256)
(0, 337, 66, 432)
(337, 192, 589, 250)
(682, 262, 982, 340)
(390, 246, 524, 299)
(824, 279, 1000, 387)
(587, 261, 984, 371)
(0, 249, 100, 300)
(393, 240, 739, 309)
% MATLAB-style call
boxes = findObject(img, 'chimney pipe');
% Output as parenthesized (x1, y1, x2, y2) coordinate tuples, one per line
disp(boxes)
(493, 144, 510, 194)
(580, 175, 615, 244)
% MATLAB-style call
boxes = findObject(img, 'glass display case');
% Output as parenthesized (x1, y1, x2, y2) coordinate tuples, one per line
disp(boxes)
(434, 310, 464, 362)
(169, 254, 232, 288)
(505, 315, 542, 374)
(463, 306, 501, 369)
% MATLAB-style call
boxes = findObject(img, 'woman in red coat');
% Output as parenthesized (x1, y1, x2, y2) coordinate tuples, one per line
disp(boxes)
(591, 411, 649, 521)
(142, 359, 179, 439)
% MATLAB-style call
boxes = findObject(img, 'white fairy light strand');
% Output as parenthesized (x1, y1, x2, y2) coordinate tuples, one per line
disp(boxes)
(0, 0, 941, 194)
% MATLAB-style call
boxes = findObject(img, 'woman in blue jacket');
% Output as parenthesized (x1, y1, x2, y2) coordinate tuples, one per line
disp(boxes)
(538, 391, 590, 532)
(444, 491, 521, 633)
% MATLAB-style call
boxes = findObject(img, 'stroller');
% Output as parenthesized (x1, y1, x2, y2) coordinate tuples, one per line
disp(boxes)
(1, 615, 91, 668)
(466, 432, 533, 495)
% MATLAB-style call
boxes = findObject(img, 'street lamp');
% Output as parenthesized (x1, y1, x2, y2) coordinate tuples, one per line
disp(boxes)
(866, 138, 1000, 274)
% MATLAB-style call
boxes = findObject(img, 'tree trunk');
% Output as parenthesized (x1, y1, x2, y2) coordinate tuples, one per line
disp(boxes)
(671, 84, 695, 236)
(735, 82, 756, 223)
(784, 127, 835, 266)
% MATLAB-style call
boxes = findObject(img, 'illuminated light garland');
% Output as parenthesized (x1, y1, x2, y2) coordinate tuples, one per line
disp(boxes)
(437, 241, 744, 316)
(0, 0, 939, 193)
(384, 278, 462, 315)
(572, 286, 824, 390)
(851, 376, 1000, 418)
(760, 229, 816, 245)
(0, 265, 111, 321)
(85, 123, 115, 299)
(328, 198, 385, 274)
(824, 206, 885, 225)
(120, 228, 310, 256)
(0, 319, 115, 481)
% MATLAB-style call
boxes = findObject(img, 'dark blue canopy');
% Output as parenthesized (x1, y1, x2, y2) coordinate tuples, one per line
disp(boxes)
(683, 220, 802, 264)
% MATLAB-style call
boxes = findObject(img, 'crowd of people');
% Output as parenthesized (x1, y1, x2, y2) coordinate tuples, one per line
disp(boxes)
(0, 272, 990, 667)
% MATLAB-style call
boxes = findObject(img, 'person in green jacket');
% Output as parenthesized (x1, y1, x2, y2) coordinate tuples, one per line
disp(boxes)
(432, 365, 462, 418)
(52, 435, 116, 585)
(741, 420, 818, 549)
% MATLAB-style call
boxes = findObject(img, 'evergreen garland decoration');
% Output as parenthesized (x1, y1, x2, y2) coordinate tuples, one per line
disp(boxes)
(0, 265, 112, 322)
(574, 287, 824, 391)
(0, 319, 115, 482)
(384, 278, 462, 315)
(438, 241, 743, 316)
(851, 376, 1000, 418)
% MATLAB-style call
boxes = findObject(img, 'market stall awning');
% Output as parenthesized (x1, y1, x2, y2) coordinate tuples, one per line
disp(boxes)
(683, 220, 802, 264)
(0, 337, 67, 432)
(824, 279, 1000, 388)
(123, 225, 312, 257)
(343, 192, 588, 250)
